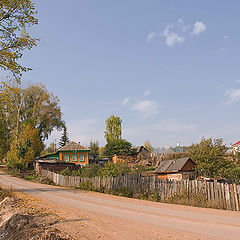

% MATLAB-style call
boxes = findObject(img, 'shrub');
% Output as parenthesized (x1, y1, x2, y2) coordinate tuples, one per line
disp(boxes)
(77, 181, 95, 191)
(98, 162, 130, 177)
(111, 187, 133, 198)
(81, 164, 100, 178)
(59, 167, 71, 176)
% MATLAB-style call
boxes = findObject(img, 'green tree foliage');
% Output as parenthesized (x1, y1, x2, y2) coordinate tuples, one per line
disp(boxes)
(41, 142, 56, 156)
(0, 0, 38, 80)
(2, 83, 63, 140)
(104, 115, 122, 143)
(98, 162, 130, 177)
(63, 162, 130, 178)
(89, 139, 99, 160)
(104, 139, 135, 158)
(188, 138, 228, 178)
(6, 124, 44, 169)
(144, 140, 153, 152)
(58, 125, 70, 148)
(21, 83, 63, 140)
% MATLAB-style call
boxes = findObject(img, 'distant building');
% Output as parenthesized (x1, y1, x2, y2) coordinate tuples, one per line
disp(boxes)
(232, 141, 240, 154)
(112, 145, 152, 166)
(153, 157, 196, 180)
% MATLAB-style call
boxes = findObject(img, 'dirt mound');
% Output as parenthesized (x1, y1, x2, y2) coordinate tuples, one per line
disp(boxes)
(0, 213, 69, 240)
(0, 197, 71, 240)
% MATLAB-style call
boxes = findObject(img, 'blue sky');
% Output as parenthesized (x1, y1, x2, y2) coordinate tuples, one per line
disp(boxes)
(7, 1, 240, 147)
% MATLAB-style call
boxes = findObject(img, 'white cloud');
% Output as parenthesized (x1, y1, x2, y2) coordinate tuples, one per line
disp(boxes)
(163, 25, 185, 47)
(143, 90, 151, 96)
(192, 21, 206, 35)
(223, 35, 229, 40)
(147, 19, 206, 47)
(132, 100, 158, 117)
(225, 88, 240, 104)
(122, 97, 131, 105)
(147, 32, 158, 42)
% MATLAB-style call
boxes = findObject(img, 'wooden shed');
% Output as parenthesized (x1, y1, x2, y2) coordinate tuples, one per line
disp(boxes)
(154, 157, 196, 180)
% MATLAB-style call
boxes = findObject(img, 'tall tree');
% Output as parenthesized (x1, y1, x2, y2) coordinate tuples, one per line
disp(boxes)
(104, 115, 122, 143)
(0, 111, 10, 158)
(58, 125, 70, 148)
(0, 0, 38, 80)
(6, 124, 44, 169)
(89, 140, 99, 160)
(188, 138, 228, 178)
(144, 140, 153, 152)
(104, 139, 135, 158)
(3, 83, 64, 140)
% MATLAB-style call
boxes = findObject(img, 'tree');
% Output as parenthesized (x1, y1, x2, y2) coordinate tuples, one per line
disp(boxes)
(144, 140, 153, 152)
(6, 124, 44, 169)
(89, 140, 99, 160)
(188, 138, 228, 178)
(58, 125, 70, 148)
(98, 146, 105, 159)
(104, 115, 122, 143)
(104, 139, 135, 158)
(41, 142, 56, 156)
(0, 111, 10, 159)
(2, 83, 64, 140)
(0, 0, 38, 80)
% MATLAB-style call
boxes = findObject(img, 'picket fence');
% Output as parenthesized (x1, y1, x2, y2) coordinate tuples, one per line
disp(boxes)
(41, 169, 240, 211)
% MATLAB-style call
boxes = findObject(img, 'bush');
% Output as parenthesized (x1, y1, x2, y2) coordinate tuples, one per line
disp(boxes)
(111, 187, 133, 198)
(98, 162, 130, 177)
(77, 181, 95, 191)
(81, 164, 100, 178)
(131, 165, 155, 175)
(59, 167, 71, 176)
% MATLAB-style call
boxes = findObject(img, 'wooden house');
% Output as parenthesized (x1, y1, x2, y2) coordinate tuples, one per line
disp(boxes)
(154, 157, 196, 180)
(58, 141, 90, 165)
(38, 141, 90, 165)
(112, 145, 152, 166)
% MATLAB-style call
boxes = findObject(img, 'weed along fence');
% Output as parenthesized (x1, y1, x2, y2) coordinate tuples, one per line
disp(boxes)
(41, 169, 240, 211)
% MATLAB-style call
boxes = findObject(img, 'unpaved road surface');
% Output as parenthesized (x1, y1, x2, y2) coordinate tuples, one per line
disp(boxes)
(0, 171, 240, 240)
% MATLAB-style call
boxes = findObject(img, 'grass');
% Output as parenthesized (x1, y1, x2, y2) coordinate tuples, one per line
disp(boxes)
(0, 186, 14, 201)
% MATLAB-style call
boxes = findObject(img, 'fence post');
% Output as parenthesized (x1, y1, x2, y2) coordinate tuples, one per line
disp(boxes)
(234, 183, 239, 212)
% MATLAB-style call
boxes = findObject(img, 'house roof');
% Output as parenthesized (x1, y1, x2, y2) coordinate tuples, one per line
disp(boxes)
(58, 141, 90, 152)
(232, 141, 240, 146)
(134, 146, 150, 153)
(155, 157, 195, 173)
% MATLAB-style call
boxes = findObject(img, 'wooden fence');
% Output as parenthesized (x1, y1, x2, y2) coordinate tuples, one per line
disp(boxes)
(41, 169, 240, 211)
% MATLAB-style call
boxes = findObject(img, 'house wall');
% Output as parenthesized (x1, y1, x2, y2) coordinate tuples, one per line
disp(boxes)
(112, 155, 137, 165)
(157, 171, 196, 181)
(182, 160, 195, 171)
(59, 151, 89, 165)
(36, 162, 80, 174)
(233, 145, 240, 154)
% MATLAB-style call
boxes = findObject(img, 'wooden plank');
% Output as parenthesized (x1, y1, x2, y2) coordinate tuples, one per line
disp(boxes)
(225, 184, 231, 210)
(233, 183, 239, 212)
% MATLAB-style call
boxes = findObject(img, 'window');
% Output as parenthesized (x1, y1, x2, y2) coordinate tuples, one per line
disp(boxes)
(72, 154, 77, 162)
(79, 154, 85, 162)
(64, 154, 70, 162)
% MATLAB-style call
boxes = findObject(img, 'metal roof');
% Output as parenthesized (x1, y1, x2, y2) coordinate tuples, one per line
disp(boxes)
(58, 141, 90, 152)
(232, 141, 240, 146)
(155, 157, 194, 173)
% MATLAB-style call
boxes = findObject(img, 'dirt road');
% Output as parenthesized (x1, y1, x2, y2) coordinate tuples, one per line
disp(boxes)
(0, 171, 239, 240)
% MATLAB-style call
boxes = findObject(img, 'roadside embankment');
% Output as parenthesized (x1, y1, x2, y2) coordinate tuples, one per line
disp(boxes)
(0, 187, 71, 240)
